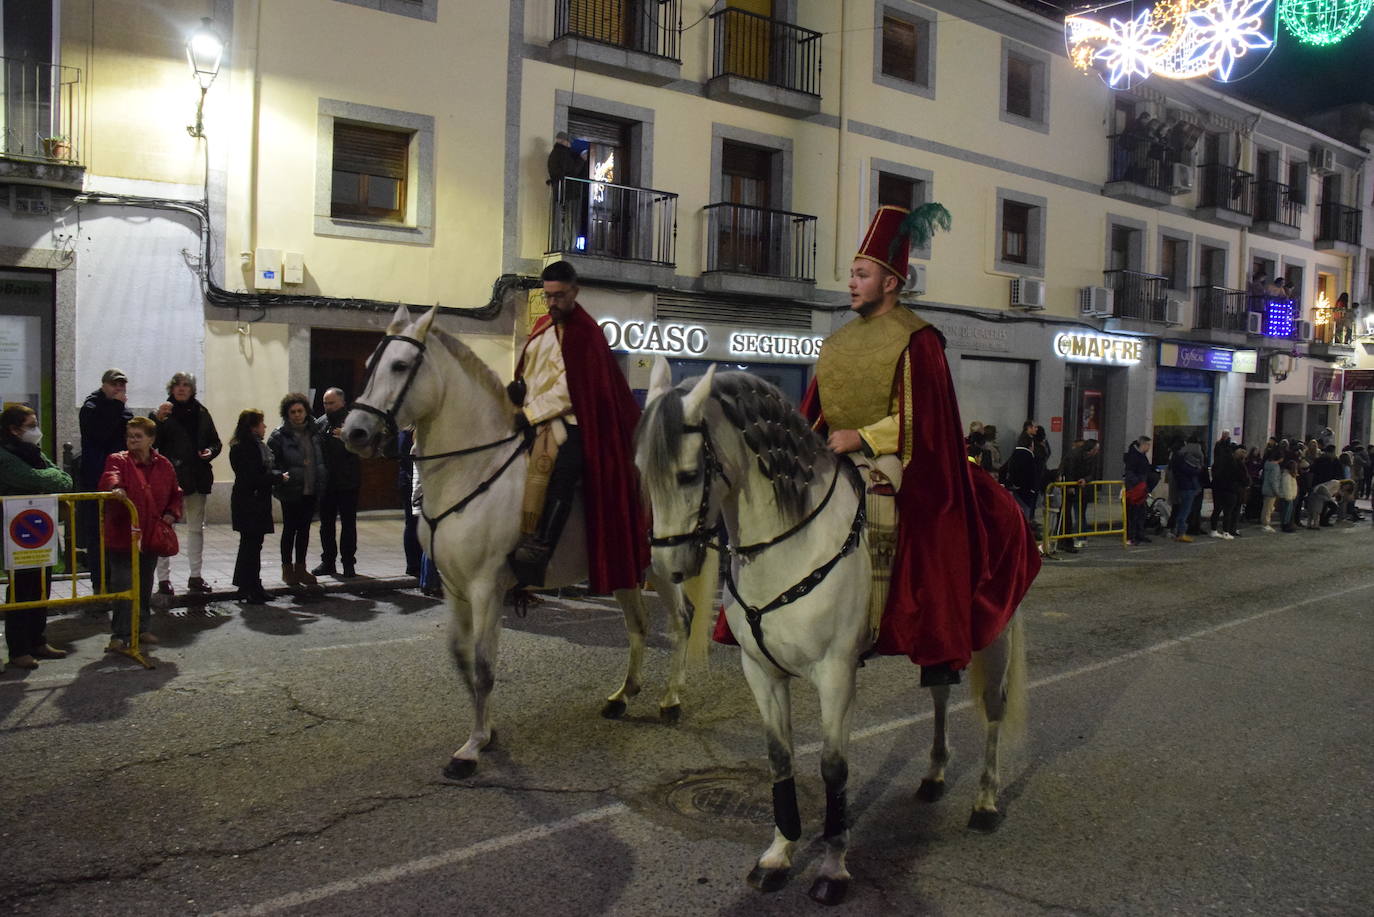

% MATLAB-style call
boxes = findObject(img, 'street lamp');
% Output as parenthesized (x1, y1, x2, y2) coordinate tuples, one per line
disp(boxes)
(186, 18, 223, 138)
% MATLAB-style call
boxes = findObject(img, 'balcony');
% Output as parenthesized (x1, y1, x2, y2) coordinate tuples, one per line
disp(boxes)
(1103, 134, 1180, 207)
(1193, 286, 1249, 333)
(547, 177, 677, 286)
(705, 8, 821, 118)
(1195, 163, 1254, 228)
(1103, 269, 1173, 325)
(550, 0, 682, 86)
(703, 202, 816, 299)
(1315, 202, 1361, 256)
(1250, 180, 1302, 241)
(0, 58, 84, 190)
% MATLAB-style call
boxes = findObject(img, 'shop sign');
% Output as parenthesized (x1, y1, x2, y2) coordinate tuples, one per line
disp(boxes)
(1342, 369, 1374, 392)
(1231, 350, 1258, 374)
(1159, 342, 1232, 373)
(1311, 367, 1344, 403)
(1053, 331, 1143, 364)
(599, 319, 710, 356)
(728, 331, 824, 358)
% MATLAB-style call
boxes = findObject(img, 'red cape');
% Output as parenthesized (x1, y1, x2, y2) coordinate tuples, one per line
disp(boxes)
(516, 305, 649, 594)
(715, 325, 1040, 669)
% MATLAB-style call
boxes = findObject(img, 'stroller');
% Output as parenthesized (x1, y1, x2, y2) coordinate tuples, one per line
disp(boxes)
(1143, 495, 1168, 535)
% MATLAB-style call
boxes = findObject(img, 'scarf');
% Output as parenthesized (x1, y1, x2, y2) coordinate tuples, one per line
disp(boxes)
(1, 433, 45, 469)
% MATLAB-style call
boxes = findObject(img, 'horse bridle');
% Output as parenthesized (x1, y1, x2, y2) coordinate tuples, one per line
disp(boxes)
(352, 333, 428, 443)
(648, 423, 731, 554)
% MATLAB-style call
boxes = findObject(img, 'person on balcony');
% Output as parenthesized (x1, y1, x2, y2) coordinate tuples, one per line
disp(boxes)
(547, 131, 589, 250)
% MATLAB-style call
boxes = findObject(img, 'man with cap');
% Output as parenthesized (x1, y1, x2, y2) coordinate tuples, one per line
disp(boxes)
(800, 205, 1041, 685)
(79, 369, 135, 559)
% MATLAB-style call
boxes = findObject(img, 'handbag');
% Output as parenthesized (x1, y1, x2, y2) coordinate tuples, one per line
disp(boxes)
(128, 459, 181, 557)
(1125, 481, 1148, 505)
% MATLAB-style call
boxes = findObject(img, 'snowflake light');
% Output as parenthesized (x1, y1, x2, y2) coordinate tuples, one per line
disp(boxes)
(1279, 0, 1373, 45)
(1095, 9, 1170, 87)
(1185, 0, 1275, 81)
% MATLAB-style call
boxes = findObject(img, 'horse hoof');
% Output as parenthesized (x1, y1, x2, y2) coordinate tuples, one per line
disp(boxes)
(443, 757, 477, 780)
(915, 778, 946, 803)
(659, 704, 682, 725)
(601, 698, 628, 719)
(746, 864, 790, 893)
(967, 808, 1004, 833)
(808, 876, 850, 907)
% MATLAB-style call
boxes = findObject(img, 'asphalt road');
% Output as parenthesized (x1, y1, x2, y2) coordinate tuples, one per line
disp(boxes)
(2, 521, 1372, 916)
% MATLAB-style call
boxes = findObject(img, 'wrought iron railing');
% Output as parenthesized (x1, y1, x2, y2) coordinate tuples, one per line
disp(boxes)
(1107, 133, 1171, 191)
(1252, 180, 1300, 228)
(1104, 269, 1168, 322)
(708, 7, 821, 96)
(1193, 285, 1248, 332)
(1317, 202, 1362, 246)
(0, 57, 82, 164)
(554, 0, 682, 61)
(547, 177, 678, 266)
(704, 202, 816, 282)
(1198, 163, 1254, 215)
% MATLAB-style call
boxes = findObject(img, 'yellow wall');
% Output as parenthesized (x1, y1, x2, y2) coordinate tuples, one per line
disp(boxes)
(202, 318, 291, 483)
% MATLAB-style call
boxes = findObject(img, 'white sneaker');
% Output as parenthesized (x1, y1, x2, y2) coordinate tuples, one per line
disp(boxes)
(1220, 532, 1234, 540)
(1073, 539, 1086, 548)
(1210, 530, 1225, 539)
(1262, 525, 1275, 533)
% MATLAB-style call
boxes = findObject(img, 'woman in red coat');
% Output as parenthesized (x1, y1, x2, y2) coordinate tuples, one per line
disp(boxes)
(100, 417, 183, 651)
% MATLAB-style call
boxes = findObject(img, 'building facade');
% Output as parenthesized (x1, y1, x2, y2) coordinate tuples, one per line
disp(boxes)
(0, 0, 1369, 519)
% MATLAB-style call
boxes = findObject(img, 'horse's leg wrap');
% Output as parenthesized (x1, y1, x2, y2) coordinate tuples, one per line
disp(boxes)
(773, 778, 801, 842)
(821, 754, 848, 839)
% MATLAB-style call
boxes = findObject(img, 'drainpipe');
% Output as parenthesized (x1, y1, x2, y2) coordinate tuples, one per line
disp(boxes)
(831, 0, 847, 283)
(233, 0, 262, 280)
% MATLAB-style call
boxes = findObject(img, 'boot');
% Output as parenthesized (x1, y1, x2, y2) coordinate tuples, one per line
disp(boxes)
(507, 499, 573, 588)
(295, 562, 321, 589)
(281, 562, 299, 587)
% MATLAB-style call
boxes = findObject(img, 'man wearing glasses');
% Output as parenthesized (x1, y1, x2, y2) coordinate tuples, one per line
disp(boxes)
(505, 261, 648, 593)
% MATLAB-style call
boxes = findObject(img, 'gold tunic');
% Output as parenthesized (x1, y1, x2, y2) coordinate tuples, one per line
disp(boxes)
(816, 307, 928, 455)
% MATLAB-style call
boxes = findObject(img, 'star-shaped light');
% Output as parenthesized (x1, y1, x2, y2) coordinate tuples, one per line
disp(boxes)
(1094, 9, 1169, 86)
(1184, 0, 1275, 81)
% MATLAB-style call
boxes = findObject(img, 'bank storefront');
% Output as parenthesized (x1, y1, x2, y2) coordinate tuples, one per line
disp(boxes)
(1152, 342, 1257, 458)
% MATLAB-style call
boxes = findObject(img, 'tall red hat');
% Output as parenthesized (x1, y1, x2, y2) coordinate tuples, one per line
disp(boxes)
(855, 205, 911, 281)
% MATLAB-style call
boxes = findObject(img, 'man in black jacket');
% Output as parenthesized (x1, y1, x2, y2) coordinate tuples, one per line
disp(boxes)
(78, 369, 134, 559)
(313, 388, 361, 577)
(1309, 444, 1344, 486)
(1123, 436, 1155, 545)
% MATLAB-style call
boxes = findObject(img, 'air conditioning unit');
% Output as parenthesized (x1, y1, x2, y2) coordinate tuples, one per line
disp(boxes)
(1163, 298, 1185, 326)
(1295, 320, 1314, 341)
(9, 186, 51, 216)
(1010, 277, 1045, 310)
(1309, 146, 1335, 175)
(1246, 311, 1264, 335)
(1079, 285, 1113, 317)
(1169, 163, 1194, 194)
(907, 262, 927, 295)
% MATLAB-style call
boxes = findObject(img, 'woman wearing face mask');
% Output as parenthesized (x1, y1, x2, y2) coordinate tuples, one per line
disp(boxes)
(100, 417, 183, 652)
(0, 406, 73, 671)
(149, 372, 221, 597)
(267, 393, 327, 590)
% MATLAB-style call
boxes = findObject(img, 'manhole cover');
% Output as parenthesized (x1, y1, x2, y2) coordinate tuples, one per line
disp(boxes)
(664, 769, 776, 826)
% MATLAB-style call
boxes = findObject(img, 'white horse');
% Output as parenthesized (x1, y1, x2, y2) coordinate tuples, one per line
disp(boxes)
(343, 305, 692, 778)
(635, 361, 1026, 907)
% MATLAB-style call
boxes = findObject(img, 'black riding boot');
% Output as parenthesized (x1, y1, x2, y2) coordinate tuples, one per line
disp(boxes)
(508, 498, 574, 588)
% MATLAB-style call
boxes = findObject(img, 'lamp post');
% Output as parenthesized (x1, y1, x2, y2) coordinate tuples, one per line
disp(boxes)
(186, 18, 224, 138)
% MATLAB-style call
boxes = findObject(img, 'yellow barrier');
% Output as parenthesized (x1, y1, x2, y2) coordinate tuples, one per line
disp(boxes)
(1042, 479, 1128, 554)
(2, 492, 152, 669)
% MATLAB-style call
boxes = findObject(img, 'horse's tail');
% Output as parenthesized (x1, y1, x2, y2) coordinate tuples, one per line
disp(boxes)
(969, 611, 1027, 749)
(683, 546, 721, 669)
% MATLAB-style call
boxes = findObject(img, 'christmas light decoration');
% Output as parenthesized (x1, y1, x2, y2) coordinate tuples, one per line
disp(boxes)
(1279, 0, 1373, 45)
(1066, 0, 1277, 87)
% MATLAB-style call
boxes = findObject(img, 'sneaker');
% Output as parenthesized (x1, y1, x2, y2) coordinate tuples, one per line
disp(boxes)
(1174, 534, 1194, 543)
(1228, 531, 1241, 538)
(1210, 530, 1225, 539)
(1220, 532, 1234, 540)
(1073, 539, 1086, 548)
(156, 580, 174, 596)
(1262, 525, 1275, 533)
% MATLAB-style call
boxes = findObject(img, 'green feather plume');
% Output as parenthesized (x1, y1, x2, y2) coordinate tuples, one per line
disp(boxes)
(888, 202, 952, 262)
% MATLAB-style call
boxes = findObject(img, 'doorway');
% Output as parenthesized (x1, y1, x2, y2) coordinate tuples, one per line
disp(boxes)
(718, 141, 778, 274)
(309, 328, 400, 511)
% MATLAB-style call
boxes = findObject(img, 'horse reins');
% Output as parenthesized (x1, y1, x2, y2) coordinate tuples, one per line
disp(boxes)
(351, 333, 428, 443)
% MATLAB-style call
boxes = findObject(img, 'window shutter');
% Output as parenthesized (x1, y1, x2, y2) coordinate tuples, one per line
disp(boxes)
(334, 122, 410, 179)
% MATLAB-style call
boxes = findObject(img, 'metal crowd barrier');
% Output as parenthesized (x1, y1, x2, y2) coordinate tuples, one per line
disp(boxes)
(1042, 479, 1127, 554)
(1, 491, 152, 669)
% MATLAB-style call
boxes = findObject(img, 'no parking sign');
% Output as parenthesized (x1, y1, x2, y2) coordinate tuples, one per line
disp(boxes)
(4, 496, 59, 570)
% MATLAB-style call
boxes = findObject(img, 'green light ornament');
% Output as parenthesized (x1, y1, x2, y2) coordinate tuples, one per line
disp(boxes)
(1279, 0, 1373, 45)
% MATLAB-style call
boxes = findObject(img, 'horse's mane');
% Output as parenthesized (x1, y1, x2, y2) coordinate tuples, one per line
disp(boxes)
(426, 325, 508, 405)
(637, 371, 832, 522)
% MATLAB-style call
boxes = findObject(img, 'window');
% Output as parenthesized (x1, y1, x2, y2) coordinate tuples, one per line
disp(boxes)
(1161, 237, 1188, 291)
(873, 3, 936, 98)
(331, 123, 410, 223)
(870, 159, 934, 258)
(316, 98, 435, 244)
(994, 189, 1046, 275)
(877, 171, 921, 209)
(881, 16, 921, 82)
(1000, 40, 1049, 131)
(1002, 200, 1029, 264)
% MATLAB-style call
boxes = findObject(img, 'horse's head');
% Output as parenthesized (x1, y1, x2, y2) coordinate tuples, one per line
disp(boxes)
(635, 360, 723, 583)
(344, 304, 438, 458)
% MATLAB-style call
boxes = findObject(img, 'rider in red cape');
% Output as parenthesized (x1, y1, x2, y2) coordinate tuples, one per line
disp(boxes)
(714, 205, 1040, 682)
(512, 263, 648, 595)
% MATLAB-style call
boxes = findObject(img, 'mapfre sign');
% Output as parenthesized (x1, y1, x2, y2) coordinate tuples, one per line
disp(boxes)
(1053, 331, 1143, 365)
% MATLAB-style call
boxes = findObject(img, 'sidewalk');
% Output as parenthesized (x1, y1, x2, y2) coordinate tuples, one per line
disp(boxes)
(142, 510, 418, 606)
